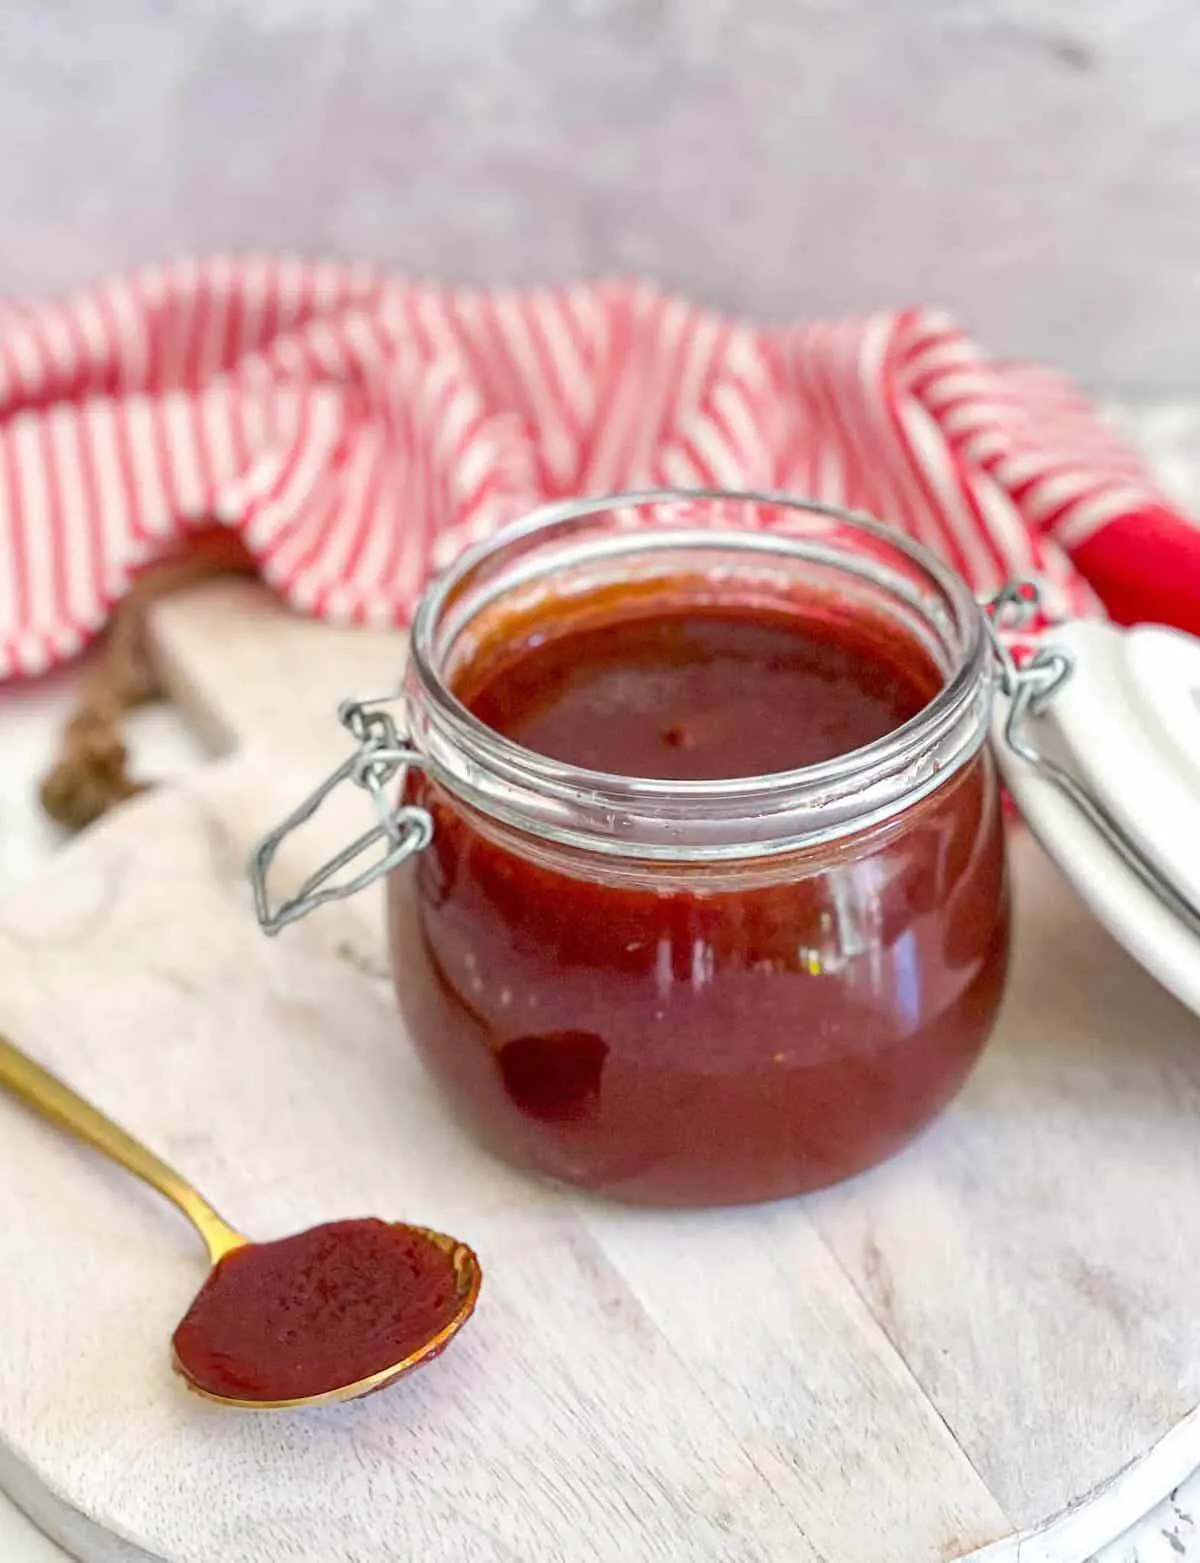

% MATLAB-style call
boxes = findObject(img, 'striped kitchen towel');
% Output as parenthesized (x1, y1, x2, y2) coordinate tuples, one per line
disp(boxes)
(0, 255, 1195, 679)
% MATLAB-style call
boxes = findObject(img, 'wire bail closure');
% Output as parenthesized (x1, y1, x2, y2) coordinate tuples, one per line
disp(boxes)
(249, 696, 433, 935)
(983, 579, 1076, 743)
(985, 581, 1200, 939)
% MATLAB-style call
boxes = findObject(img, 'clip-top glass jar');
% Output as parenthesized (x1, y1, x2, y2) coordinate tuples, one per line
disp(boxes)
(252, 490, 1010, 1206)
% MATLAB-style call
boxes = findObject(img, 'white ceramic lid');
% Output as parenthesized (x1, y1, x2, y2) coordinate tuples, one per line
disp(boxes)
(993, 617, 1200, 1018)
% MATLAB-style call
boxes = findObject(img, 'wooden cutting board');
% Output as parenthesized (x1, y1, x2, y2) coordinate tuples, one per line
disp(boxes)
(2, 579, 1200, 1563)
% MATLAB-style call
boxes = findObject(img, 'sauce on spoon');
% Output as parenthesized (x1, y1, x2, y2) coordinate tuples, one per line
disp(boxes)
(172, 1218, 473, 1405)
(0, 1033, 482, 1410)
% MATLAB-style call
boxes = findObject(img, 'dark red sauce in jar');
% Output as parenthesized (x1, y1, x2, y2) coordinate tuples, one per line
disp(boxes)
(172, 1219, 475, 1403)
(388, 563, 1010, 1206)
(465, 608, 936, 779)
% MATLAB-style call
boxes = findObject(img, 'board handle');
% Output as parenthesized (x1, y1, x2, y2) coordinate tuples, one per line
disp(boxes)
(37, 529, 408, 832)
(38, 528, 256, 833)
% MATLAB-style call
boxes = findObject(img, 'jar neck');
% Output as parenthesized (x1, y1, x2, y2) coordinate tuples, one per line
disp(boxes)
(405, 490, 993, 862)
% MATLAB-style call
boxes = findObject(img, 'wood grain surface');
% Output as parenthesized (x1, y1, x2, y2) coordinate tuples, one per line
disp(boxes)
(0, 581, 1197, 1563)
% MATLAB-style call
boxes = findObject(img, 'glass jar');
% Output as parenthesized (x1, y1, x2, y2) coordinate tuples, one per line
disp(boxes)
(253, 490, 1010, 1207)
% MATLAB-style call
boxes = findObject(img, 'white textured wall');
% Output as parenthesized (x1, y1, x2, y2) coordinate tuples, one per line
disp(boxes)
(2, 0, 1198, 392)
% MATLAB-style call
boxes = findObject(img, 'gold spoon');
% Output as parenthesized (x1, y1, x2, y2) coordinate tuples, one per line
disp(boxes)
(0, 1032, 482, 1409)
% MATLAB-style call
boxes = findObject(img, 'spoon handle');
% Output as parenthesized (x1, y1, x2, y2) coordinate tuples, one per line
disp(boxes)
(0, 1032, 246, 1263)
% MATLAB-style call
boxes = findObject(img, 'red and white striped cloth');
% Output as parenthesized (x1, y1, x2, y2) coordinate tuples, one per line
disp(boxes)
(0, 255, 1196, 679)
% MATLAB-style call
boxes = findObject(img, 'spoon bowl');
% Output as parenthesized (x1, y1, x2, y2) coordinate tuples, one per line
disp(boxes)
(0, 1033, 482, 1410)
(172, 1219, 482, 1410)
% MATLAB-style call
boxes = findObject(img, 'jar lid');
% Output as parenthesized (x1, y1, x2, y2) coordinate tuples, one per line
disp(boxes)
(993, 616, 1200, 1017)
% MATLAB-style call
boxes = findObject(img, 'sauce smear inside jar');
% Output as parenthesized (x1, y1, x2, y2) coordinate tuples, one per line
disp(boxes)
(389, 581, 1009, 1206)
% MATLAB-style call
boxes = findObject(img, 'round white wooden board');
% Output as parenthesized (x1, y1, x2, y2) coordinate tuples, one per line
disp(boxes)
(2, 582, 1200, 1561)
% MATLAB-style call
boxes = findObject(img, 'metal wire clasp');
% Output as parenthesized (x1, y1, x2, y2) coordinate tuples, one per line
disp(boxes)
(249, 696, 434, 935)
(982, 580, 1075, 756)
(984, 580, 1200, 938)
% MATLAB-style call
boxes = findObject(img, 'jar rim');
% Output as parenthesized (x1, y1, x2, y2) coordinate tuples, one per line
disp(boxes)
(406, 488, 993, 860)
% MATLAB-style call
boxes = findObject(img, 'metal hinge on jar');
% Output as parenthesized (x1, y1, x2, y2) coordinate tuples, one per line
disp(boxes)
(985, 581, 1200, 939)
(983, 580, 1076, 747)
(249, 696, 433, 935)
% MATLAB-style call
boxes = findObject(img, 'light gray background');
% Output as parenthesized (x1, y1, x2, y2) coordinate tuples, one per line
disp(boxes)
(1, 0, 1197, 394)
